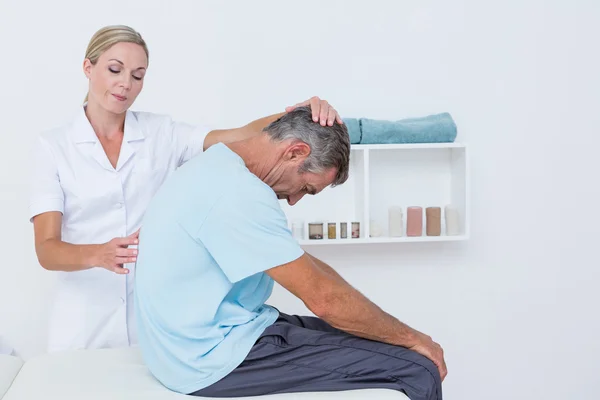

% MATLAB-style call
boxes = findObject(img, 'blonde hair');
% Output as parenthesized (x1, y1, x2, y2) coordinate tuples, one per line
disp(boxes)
(83, 25, 149, 103)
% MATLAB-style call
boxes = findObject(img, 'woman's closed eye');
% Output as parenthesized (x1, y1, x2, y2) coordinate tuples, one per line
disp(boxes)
(109, 67, 143, 81)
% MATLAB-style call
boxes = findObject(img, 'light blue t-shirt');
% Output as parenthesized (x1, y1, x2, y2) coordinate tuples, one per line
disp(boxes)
(134, 143, 304, 394)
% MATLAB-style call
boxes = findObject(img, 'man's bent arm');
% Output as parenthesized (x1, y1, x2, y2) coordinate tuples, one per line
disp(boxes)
(267, 253, 448, 381)
(267, 253, 419, 348)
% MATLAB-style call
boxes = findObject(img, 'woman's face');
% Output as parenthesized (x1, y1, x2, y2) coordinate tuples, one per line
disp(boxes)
(84, 42, 148, 114)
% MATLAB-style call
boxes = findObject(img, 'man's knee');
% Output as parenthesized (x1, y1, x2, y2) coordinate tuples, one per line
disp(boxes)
(389, 349, 441, 400)
(404, 348, 440, 382)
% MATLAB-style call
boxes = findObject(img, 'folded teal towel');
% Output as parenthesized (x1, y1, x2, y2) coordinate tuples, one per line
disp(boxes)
(343, 118, 362, 144)
(343, 113, 457, 145)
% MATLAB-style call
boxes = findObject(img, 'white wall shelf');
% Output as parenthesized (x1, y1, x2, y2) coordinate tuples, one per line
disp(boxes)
(280, 142, 470, 246)
(296, 235, 468, 246)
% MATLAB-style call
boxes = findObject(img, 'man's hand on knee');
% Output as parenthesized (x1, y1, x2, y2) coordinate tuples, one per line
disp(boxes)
(408, 331, 448, 381)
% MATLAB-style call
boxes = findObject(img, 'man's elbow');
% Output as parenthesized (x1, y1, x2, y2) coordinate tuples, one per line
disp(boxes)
(305, 289, 337, 320)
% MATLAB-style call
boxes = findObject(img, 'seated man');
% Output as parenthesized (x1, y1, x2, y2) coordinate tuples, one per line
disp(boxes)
(134, 106, 446, 400)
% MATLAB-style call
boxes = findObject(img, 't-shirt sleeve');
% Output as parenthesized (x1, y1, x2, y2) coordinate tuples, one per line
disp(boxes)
(28, 136, 64, 222)
(197, 181, 304, 283)
(170, 120, 212, 167)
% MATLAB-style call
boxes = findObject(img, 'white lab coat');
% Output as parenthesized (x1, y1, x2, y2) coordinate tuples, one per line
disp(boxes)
(29, 106, 211, 353)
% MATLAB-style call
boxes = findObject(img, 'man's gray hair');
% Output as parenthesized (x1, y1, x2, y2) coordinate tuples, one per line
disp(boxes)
(263, 106, 350, 186)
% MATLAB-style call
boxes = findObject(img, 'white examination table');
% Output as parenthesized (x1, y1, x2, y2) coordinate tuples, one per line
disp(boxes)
(1, 347, 406, 399)
(0, 355, 22, 400)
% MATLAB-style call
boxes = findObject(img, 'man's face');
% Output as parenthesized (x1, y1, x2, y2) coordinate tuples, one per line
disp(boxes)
(264, 141, 338, 206)
(274, 167, 338, 206)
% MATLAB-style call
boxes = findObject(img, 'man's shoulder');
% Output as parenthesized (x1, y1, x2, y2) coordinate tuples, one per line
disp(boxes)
(229, 171, 277, 208)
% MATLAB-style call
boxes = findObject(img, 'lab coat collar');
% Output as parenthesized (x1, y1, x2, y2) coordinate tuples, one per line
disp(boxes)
(71, 104, 145, 144)
(71, 104, 145, 171)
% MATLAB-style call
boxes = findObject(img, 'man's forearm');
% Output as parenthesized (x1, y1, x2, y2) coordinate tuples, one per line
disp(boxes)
(307, 254, 420, 348)
(203, 112, 285, 150)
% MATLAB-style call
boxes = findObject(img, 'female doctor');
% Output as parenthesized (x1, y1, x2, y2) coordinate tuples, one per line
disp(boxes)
(29, 25, 343, 353)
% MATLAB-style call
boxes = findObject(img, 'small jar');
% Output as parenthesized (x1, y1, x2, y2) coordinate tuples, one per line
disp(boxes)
(369, 220, 383, 237)
(426, 207, 441, 236)
(445, 205, 460, 235)
(327, 222, 336, 239)
(406, 207, 423, 237)
(388, 206, 403, 237)
(340, 222, 348, 239)
(351, 222, 360, 238)
(308, 223, 324, 239)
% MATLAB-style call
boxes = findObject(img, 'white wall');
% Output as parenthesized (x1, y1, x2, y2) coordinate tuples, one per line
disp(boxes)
(1, 1, 599, 399)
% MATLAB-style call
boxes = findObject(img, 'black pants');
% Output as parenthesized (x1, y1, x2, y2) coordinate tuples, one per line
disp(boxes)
(191, 313, 442, 399)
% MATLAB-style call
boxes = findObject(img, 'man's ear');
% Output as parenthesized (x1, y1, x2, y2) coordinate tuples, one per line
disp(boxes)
(284, 142, 311, 163)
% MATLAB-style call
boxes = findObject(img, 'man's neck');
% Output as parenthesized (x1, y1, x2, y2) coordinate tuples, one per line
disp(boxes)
(227, 135, 281, 182)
